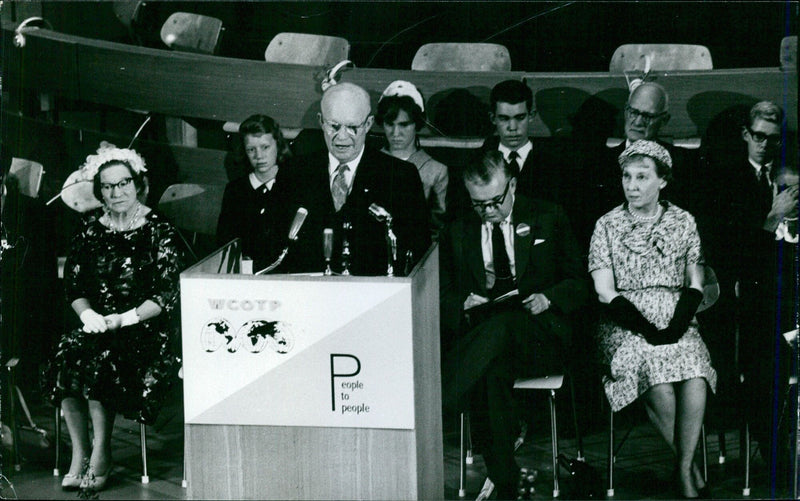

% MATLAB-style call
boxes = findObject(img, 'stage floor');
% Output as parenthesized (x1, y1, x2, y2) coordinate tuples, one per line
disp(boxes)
(1, 386, 794, 500)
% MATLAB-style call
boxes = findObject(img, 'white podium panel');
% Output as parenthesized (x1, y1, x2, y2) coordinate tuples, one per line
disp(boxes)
(181, 277, 415, 428)
(181, 241, 442, 500)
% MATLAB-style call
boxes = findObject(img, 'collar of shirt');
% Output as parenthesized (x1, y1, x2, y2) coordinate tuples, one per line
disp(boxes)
(498, 140, 532, 169)
(248, 172, 276, 191)
(328, 148, 366, 192)
(480, 210, 516, 279)
(748, 157, 773, 183)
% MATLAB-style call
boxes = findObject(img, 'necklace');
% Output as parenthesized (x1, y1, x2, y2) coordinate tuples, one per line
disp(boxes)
(627, 204, 661, 222)
(107, 202, 142, 232)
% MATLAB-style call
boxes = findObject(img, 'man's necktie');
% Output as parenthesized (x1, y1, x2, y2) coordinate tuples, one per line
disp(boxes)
(759, 165, 772, 210)
(491, 222, 514, 297)
(331, 163, 349, 212)
(507, 150, 520, 176)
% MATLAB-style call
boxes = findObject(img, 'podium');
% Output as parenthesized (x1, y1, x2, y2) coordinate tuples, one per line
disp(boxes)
(180, 240, 442, 500)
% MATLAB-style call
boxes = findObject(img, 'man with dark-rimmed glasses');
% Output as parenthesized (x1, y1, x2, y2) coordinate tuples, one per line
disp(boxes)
(439, 149, 588, 499)
(708, 100, 796, 488)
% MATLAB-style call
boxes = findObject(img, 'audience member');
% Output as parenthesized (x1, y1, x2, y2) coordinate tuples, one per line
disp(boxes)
(216, 114, 292, 267)
(588, 140, 715, 499)
(588, 82, 700, 227)
(478, 80, 561, 203)
(705, 101, 796, 481)
(43, 144, 183, 492)
(376, 80, 449, 241)
(440, 150, 587, 499)
(271, 82, 430, 275)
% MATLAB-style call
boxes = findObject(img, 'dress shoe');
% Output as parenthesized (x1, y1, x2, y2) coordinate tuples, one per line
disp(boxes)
(80, 464, 112, 492)
(61, 473, 82, 490)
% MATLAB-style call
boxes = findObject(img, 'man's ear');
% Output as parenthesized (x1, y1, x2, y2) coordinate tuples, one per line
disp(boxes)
(741, 126, 749, 142)
(365, 115, 375, 130)
(661, 112, 671, 126)
(489, 111, 497, 124)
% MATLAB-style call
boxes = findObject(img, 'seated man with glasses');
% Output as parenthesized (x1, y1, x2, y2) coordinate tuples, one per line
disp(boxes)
(706, 101, 796, 485)
(271, 82, 430, 275)
(439, 149, 588, 500)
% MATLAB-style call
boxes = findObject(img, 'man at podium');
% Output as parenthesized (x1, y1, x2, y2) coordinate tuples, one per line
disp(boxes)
(270, 82, 430, 276)
(439, 150, 588, 499)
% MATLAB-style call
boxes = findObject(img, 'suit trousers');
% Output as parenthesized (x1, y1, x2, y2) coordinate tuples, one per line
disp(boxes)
(442, 308, 565, 494)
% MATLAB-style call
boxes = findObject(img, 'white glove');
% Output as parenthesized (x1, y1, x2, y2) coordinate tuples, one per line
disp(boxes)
(80, 309, 107, 333)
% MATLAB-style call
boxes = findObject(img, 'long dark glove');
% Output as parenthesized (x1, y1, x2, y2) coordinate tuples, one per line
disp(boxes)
(655, 287, 704, 344)
(606, 295, 659, 339)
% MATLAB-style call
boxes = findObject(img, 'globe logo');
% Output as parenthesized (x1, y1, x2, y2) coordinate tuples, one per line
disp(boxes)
(200, 318, 295, 354)
(238, 320, 295, 354)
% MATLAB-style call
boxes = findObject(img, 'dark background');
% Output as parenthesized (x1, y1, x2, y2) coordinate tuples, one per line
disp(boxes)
(8, 1, 798, 71)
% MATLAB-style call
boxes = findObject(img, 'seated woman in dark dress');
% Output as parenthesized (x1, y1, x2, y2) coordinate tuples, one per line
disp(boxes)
(216, 114, 292, 266)
(44, 144, 183, 492)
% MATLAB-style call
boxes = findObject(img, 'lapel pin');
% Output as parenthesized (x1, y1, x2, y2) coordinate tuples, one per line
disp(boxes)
(515, 223, 530, 237)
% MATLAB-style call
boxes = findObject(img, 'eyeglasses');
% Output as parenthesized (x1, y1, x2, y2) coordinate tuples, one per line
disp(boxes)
(319, 115, 370, 137)
(746, 127, 782, 146)
(470, 180, 511, 212)
(625, 105, 668, 125)
(100, 177, 134, 192)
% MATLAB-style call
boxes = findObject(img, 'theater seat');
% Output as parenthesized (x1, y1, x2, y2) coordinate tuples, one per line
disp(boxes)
(160, 12, 223, 55)
(411, 43, 511, 72)
(609, 44, 713, 73)
(158, 183, 225, 260)
(781, 36, 797, 70)
(264, 32, 350, 66)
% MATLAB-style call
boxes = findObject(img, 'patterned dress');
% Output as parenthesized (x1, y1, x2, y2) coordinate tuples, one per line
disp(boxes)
(588, 202, 717, 411)
(44, 209, 182, 424)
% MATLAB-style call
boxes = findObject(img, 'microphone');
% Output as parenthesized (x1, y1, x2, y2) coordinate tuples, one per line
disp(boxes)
(288, 207, 308, 241)
(323, 228, 334, 275)
(255, 207, 308, 275)
(368, 203, 397, 277)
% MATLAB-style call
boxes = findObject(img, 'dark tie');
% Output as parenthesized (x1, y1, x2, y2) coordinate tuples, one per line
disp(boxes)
(331, 163, 349, 212)
(507, 150, 521, 176)
(759, 165, 772, 210)
(490, 222, 514, 298)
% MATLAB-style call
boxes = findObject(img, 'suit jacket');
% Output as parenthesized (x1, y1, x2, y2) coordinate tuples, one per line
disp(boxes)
(271, 146, 431, 276)
(478, 136, 564, 203)
(707, 155, 776, 286)
(216, 175, 279, 266)
(439, 194, 588, 346)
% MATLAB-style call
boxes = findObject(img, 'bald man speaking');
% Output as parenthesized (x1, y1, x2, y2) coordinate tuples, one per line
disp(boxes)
(271, 82, 430, 275)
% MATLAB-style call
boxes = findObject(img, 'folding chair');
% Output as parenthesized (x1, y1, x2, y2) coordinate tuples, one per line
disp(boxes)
(264, 32, 350, 67)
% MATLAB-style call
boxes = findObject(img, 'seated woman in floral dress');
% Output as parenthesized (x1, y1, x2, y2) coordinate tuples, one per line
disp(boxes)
(44, 143, 182, 492)
(588, 140, 716, 499)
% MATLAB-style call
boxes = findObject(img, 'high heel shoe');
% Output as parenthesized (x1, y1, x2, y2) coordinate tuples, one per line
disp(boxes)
(61, 473, 82, 490)
(80, 464, 112, 492)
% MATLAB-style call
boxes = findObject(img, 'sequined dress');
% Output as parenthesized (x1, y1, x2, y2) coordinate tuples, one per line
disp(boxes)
(588, 202, 717, 411)
(44, 209, 182, 424)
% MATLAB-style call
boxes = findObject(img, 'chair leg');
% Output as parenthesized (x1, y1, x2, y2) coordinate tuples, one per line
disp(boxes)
(701, 424, 708, 483)
(549, 389, 560, 498)
(459, 412, 468, 498)
(140, 423, 149, 484)
(718, 430, 727, 464)
(742, 421, 751, 497)
(567, 374, 584, 461)
(607, 408, 615, 498)
(54, 407, 61, 476)
(466, 412, 473, 465)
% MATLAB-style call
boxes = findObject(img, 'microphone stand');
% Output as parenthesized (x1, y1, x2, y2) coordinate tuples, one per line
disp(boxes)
(341, 221, 351, 276)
